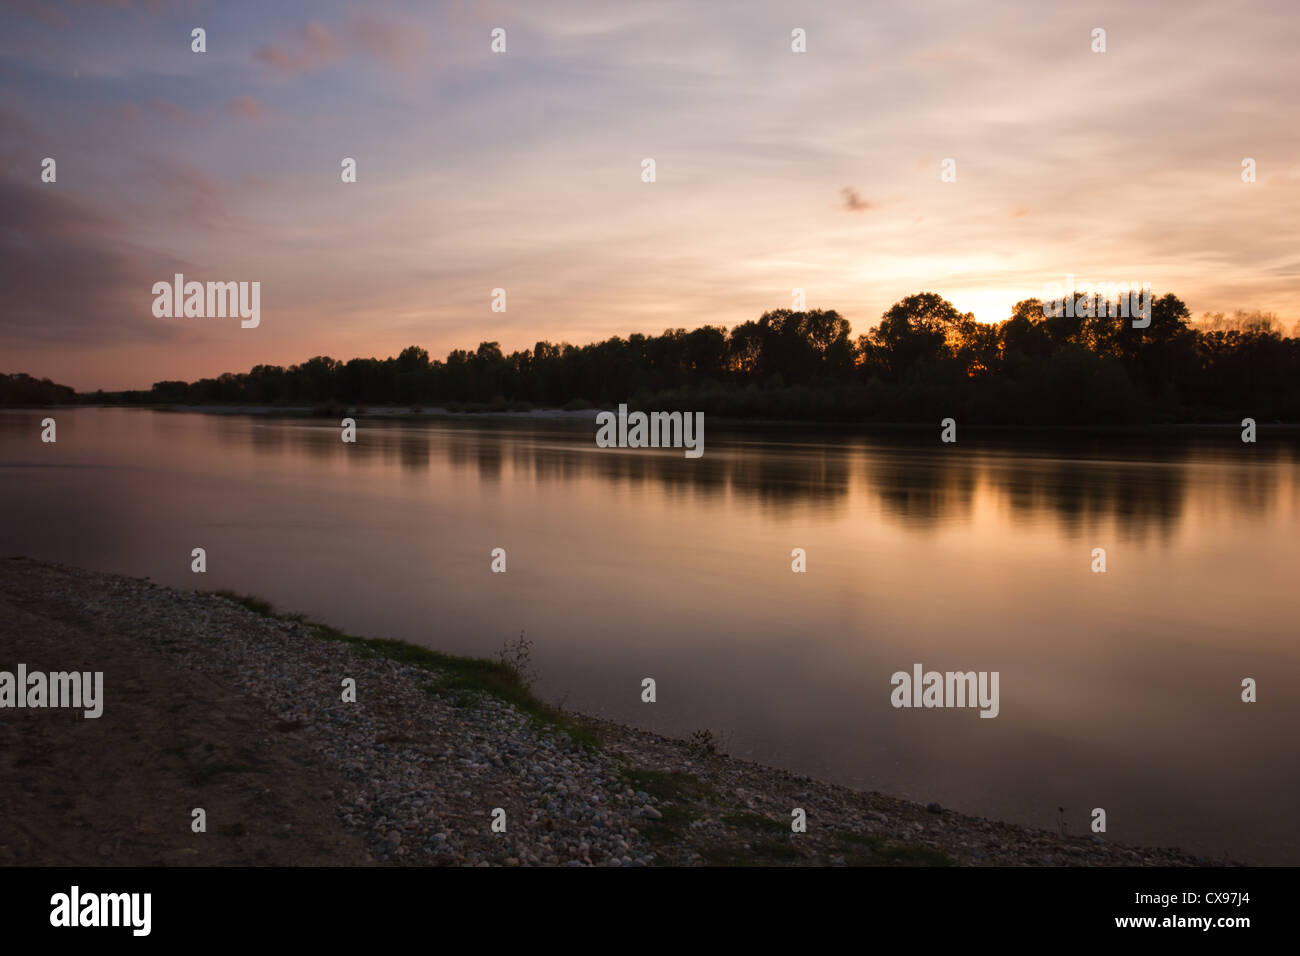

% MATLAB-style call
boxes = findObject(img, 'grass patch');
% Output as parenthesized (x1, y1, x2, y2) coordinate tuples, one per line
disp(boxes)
(313, 626, 599, 748)
(617, 768, 716, 853)
(214, 590, 276, 618)
(721, 811, 788, 835)
(638, 804, 697, 846)
(619, 768, 717, 803)
(839, 832, 953, 866)
(210, 589, 599, 749)
(700, 838, 804, 866)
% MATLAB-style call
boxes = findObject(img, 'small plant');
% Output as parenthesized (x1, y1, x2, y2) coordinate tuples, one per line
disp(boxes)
(687, 729, 719, 758)
(215, 590, 275, 617)
(1057, 806, 1068, 837)
(497, 630, 538, 688)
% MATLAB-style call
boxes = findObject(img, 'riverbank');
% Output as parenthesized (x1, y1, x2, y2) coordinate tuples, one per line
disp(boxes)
(0, 558, 1228, 867)
(16, 402, 1300, 437)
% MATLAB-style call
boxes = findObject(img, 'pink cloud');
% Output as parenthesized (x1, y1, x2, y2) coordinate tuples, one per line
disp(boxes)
(253, 14, 427, 74)
(142, 155, 225, 227)
(347, 12, 425, 67)
(146, 98, 193, 123)
(0, 103, 34, 138)
(254, 20, 343, 74)
(105, 101, 142, 124)
(226, 96, 266, 121)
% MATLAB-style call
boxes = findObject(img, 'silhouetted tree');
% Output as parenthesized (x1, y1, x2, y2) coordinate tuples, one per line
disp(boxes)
(71, 288, 1296, 424)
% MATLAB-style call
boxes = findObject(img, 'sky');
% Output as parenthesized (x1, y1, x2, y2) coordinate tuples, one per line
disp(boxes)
(2, 0, 1299, 390)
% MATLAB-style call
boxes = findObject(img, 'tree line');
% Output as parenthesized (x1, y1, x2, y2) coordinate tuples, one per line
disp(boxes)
(32, 291, 1300, 423)
(0, 373, 77, 406)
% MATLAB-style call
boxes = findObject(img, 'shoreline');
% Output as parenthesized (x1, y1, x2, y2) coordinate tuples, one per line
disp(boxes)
(0, 558, 1236, 866)
(7, 402, 1297, 433)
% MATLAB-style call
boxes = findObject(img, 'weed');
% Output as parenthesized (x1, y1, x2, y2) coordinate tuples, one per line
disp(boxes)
(209, 588, 598, 749)
(687, 729, 719, 758)
(721, 811, 787, 834)
(496, 630, 539, 687)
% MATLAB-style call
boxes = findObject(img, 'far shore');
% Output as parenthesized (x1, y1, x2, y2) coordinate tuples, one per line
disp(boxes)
(0, 558, 1235, 866)
(5, 402, 1294, 434)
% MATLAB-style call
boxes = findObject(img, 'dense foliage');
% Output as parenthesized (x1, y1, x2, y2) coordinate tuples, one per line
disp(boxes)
(40, 292, 1300, 423)
(0, 373, 77, 406)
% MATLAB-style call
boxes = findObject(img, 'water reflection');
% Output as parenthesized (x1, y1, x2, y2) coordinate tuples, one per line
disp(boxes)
(201, 416, 1299, 536)
(3, 409, 1298, 863)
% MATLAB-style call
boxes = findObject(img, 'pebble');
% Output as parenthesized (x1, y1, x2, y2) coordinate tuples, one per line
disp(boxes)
(38, 562, 1226, 870)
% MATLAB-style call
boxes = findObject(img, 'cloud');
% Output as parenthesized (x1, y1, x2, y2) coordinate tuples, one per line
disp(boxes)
(146, 98, 193, 124)
(6, 0, 198, 24)
(254, 20, 343, 74)
(0, 103, 35, 173)
(252, 13, 427, 75)
(104, 101, 142, 125)
(226, 96, 266, 121)
(347, 12, 426, 67)
(138, 155, 227, 228)
(7, 0, 70, 27)
(840, 187, 874, 213)
(0, 177, 185, 346)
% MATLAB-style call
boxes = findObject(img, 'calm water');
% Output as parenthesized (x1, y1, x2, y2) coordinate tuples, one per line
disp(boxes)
(3, 408, 1298, 863)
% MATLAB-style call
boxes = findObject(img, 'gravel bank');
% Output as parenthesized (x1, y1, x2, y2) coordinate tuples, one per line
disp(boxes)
(0, 558, 1225, 866)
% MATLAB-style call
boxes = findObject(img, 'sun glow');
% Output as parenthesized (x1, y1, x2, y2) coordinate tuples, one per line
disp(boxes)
(950, 290, 1033, 325)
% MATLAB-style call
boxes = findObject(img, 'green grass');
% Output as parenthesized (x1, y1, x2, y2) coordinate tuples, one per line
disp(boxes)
(638, 804, 697, 847)
(616, 768, 718, 855)
(211, 589, 599, 749)
(213, 590, 277, 617)
(721, 811, 789, 834)
(838, 832, 953, 866)
(700, 838, 804, 866)
(619, 768, 717, 803)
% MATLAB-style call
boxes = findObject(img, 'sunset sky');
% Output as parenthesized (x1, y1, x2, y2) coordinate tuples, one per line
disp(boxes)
(2, 0, 1298, 390)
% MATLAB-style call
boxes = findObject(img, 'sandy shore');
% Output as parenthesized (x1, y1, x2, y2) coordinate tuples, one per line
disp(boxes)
(0, 558, 1226, 866)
